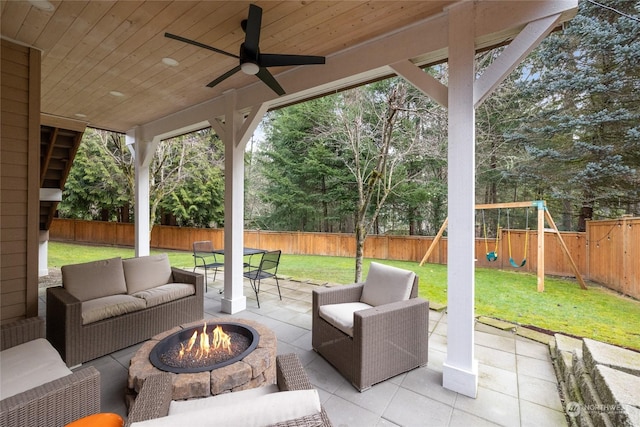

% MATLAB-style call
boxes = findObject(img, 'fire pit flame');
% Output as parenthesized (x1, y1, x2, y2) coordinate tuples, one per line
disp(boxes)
(150, 322, 259, 373)
(177, 323, 231, 361)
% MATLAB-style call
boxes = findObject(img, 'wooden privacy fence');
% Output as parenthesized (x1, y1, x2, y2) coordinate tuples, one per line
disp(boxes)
(50, 217, 640, 299)
(585, 217, 639, 299)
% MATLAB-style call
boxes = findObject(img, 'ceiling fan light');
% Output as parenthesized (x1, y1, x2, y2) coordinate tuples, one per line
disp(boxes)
(241, 62, 260, 75)
(28, 0, 55, 11)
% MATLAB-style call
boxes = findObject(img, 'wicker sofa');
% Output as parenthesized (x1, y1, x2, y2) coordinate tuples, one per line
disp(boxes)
(312, 262, 429, 391)
(0, 317, 101, 427)
(47, 253, 204, 367)
(126, 353, 332, 427)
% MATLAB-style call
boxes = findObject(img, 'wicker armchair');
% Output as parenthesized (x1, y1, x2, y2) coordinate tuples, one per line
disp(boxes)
(126, 353, 332, 427)
(312, 262, 429, 391)
(0, 317, 101, 427)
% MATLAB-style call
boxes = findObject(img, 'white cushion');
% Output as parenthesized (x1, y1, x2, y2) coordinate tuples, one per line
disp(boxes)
(62, 257, 127, 302)
(319, 302, 372, 337)
(0, 338, 72, 400)
(81, 294, 147, 325)
(131, 389, 321, 427)
(123, 254, 172, 294)
(360, 262, 415, 307)
(168, 384, 279, 415)
(132, 283, 195, 308)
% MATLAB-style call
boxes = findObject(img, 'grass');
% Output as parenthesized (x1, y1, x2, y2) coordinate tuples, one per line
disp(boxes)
(48, 241, 640, 351)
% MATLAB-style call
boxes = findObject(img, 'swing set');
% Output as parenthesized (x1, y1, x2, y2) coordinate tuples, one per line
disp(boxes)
(419, 200, 587, 292)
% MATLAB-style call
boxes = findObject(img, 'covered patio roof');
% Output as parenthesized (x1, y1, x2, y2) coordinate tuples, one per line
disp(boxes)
(2, 1, 576, 134)
(1, 0, 579, 399)
(2, 0, 457, 133)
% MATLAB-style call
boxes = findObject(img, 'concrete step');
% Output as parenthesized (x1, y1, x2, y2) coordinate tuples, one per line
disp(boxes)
(583, 338, 640, 377)
(572, 354, 614, 427)
(553, 334, 583, 384)
(592, 364, 640, 427)
(582, 338, 640, 427)
(550, 334, 640, 427)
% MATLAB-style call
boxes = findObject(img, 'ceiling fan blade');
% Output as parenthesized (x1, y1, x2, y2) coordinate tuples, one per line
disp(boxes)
(206, 65, 242, 88)
(259, 53, 326, 68)
(165, 32, 239, 59)
(256, 67, 285, 96)
(243, 4, 262, 55)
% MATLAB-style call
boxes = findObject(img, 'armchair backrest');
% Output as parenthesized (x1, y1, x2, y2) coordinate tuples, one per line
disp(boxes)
(259, 250, 281, 274)
(193, 240, 214, 255)
(360, 262, 417, 307)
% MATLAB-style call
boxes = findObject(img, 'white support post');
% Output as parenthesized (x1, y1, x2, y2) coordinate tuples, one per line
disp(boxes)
(213, 91, 269, 314)
(38, 230, 49, 276)
(126, 127, 159, 257)
(442, 1, 478, 399)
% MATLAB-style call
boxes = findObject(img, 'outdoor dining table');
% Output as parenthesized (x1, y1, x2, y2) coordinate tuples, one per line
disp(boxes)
(212, 247, 266, 269)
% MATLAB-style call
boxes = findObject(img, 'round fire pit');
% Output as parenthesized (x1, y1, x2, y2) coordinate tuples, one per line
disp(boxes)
(128, 318, 277, 400)
(150, 322, 259, 373)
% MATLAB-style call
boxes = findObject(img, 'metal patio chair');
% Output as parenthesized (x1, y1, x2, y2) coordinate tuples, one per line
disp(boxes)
(192, 240, 224, 292)
(243, 250, 281, 308)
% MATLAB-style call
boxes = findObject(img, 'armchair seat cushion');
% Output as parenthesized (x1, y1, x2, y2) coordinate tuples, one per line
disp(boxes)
(132, 283, 195, 308)
(0, 338, 72, 400)
(82, 294, 147, 325)
(131, 389, 322, 427)
(360, 262, 415, 307)
(319, 302, 372, 337)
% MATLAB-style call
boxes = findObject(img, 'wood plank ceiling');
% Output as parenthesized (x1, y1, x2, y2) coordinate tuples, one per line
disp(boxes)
(1, 1, 455, 133)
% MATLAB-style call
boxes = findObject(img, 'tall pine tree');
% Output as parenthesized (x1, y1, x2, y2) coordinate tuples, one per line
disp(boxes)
(510, 0, 640, 230)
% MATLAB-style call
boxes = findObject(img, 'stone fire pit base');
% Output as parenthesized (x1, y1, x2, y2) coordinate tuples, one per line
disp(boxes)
(128, 318, 277, 400)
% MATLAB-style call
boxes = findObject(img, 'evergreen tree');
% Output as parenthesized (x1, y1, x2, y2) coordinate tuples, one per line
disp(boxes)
(59, 129, 132, 221)
(510, 0, 640, 230)
(257, 97, 352, 232)
(158, 129, 225, 227)
(60, 128, 226, 228)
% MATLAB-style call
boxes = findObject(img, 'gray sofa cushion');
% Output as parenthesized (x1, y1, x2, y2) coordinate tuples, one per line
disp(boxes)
(62, 257, 127, 302)
(81, 294, 147, 325)
(132, 283, 195, 308)
(360, 262, 415, 307)
(123, 253, 172, 294)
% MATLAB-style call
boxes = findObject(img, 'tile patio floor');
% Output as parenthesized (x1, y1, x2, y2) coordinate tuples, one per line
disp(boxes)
(38, 272, 569, 427)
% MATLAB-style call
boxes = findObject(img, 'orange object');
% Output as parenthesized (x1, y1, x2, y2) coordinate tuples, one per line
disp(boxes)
(65, 413, 124, 427)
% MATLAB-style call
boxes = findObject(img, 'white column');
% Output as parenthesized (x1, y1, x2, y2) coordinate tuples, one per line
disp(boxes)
(212, 92, 269, 314)
(219, 91, 247, 313)
(126, 127, 155, 257)
(38, 230, 49, 276)
(442, 1, 478, 398)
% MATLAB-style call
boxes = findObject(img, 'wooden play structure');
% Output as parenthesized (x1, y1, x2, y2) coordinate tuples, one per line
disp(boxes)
(419, 201, 587, 291)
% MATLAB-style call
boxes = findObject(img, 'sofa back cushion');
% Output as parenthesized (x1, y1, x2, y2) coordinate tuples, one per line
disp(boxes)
(123, 253, 172, 294)
(360, 262, 416, 307)
(62, 257, 127, 302)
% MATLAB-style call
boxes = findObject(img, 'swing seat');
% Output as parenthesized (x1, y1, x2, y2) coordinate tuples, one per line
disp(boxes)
(486, 252, 498, 262)
(509, 257, 526, 268)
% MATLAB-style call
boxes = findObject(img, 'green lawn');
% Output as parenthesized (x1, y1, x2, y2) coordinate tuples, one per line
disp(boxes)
(48, 241, 640, 351)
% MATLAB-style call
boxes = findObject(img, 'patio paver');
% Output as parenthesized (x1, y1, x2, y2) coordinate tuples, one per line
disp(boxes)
(39, 269, 570, 426)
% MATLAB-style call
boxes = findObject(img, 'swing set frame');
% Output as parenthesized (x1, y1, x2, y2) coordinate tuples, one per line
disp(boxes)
(419, 200, 587, 292)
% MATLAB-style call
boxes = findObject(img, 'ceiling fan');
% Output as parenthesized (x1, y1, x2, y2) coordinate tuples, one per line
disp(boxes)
(165, 3, 326, 96)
